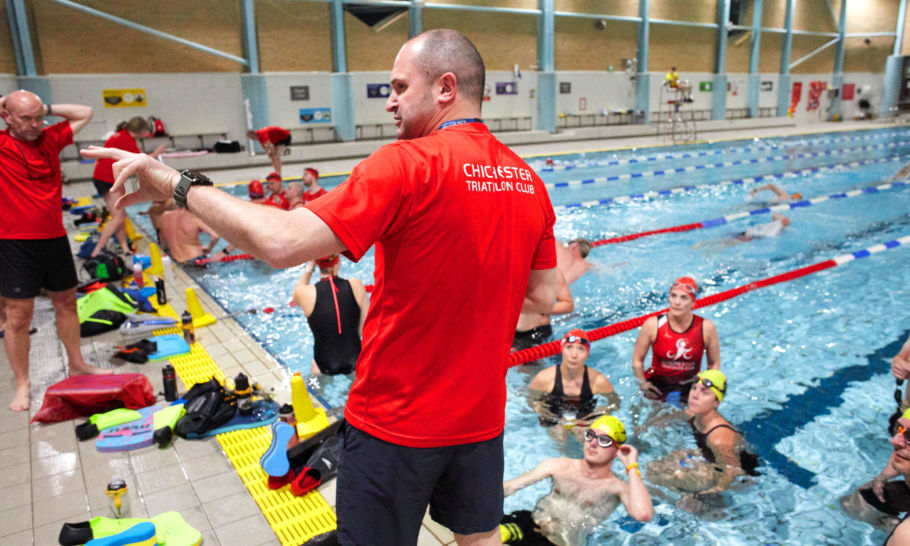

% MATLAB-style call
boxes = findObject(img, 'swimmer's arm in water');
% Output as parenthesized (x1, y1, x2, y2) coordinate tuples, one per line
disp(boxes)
(750, 183, 788, 200)
(615, 444, 654, 522)
(79, 148, 346, 269)
(891, 335, 910, 380)
(700, 428, 742, 494)
(871, 453, 901, 502)
(703, 319, 721, 371)
(550, 270, 574, 316)
(527, 368, 557, 416)
(632, 317, 662, 397)
(503, 458, 563, 497)
(522, 267, 558, 315)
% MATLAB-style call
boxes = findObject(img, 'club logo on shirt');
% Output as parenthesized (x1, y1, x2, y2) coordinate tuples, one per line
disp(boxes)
(667, 339, 694, 360)
(462, 163, 535, 194)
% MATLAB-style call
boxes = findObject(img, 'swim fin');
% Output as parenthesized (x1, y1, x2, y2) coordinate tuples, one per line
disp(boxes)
(85, 521, 156, 546)
(76, 407, 144, 441)
(59, 511, 201, 546)
(291, 433, 341, 496)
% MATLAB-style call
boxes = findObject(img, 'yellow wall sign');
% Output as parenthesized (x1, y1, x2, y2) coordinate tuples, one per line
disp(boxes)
(102, 89, 147, 108)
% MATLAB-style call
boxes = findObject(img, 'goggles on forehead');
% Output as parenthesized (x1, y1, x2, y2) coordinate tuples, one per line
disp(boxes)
(584, 428, 614, 448)
(563, 335, 589, 347)
(699, 377, 726, 394)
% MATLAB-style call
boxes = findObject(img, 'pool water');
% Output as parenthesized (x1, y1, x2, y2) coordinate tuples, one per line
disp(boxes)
(131, 126, 910, 545)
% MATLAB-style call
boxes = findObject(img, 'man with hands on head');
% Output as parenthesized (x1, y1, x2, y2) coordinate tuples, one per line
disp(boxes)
(83, 28, 557, 546)
(1, 90, 111, 412)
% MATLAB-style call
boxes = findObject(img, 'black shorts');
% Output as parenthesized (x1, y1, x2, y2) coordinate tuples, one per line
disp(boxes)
(644, 376, 694, 406)
(276, 135, 291, 147)
(336, 422, 504, 544)
(93, 178, 113, 196)
(512, 324, 553, 351)
(0, 236, 78, 298)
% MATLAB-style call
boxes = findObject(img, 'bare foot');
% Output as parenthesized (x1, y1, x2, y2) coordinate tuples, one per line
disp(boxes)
(69, 362, 115, 376)
(9, 382, 29, 412)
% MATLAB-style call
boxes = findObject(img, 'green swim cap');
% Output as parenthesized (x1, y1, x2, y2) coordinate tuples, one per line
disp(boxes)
(590, 415, 626, 444)
(902, 407, 910, 421)
(697, 369, 727, 403)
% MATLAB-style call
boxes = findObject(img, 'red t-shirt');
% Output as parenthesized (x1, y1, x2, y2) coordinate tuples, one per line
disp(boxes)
(302, 187, 327, 204)
(257, 126, 290, 145)
(92, 129, 141, 184)
(263, 192, 289, 210)
(646, 314, 705, 384)
(0, 121, 73, 239)
(307, 122, 556, 447)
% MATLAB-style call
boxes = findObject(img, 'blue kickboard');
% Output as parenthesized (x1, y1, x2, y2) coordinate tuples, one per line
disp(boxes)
(260, 422, 294, 477)
(147, 334, 191, 362)
(96, 406, 159, 452)
(187, 399, 280, 438)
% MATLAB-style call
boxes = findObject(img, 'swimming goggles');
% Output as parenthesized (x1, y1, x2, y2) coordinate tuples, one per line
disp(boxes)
(699, 377, 726, 394)
(584, 429, 614, 448)
(897, 425, 910, 443)
(563, 335, 590, 347)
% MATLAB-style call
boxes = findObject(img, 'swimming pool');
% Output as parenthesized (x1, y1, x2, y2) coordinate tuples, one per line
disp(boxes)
(133, 126, 910, 544)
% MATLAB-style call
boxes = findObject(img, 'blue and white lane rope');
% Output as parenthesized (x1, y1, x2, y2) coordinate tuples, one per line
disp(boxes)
(545, 139, 910, 190)
(553, 154, 908, 212)
(534, 129, 910, 171)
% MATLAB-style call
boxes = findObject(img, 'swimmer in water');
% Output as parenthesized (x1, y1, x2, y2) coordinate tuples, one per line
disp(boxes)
(500, 415, 653, 546)
(555, 238, 593, 285)
(646, 370, 759, 505)
(747, 183, 802, 203)
(841, 407, 910, 534)
(528, 329, 619, 434)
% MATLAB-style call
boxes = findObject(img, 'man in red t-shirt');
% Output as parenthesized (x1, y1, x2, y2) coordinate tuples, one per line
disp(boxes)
(301, 167, 326, 204)
(246, 126, 291, 175)
(632, 276, 721, 406)
(84, 29, 557, 545)
(262, 172, 289, 210)
(0, 90, 112, 412)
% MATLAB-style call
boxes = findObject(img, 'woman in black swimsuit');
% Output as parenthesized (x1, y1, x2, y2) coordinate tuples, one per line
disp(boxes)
(647, 369, 759, 495)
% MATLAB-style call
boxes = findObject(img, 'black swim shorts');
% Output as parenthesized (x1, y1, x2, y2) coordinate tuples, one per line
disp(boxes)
(92, 178, 113, 197)
(512, 324, 553, 351)
(336, 422, 504, 544)
(277, 135, 292, 147)
(0, 236, 79, 298)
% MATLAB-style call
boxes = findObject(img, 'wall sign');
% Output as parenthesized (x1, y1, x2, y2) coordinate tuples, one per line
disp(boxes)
(761, 81, 773, 92)
(367, 83, 391, 99)
(842, 83, 855, 100)
(290, 86, 310, 101)
(699, 81, 713, 92)
(299, 108, 332, 123)
(578, 97, 587, 111)
(496, 82, 518, 95)
(102, 89, 146, 108)
(559, 82, 571, 94)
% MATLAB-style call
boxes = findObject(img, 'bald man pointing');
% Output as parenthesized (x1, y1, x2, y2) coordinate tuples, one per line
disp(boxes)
(1, 90, 110, 412)
(84, 30, 557, 545)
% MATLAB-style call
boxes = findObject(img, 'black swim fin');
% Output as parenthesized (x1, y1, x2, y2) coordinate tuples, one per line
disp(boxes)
(291, 434, 342, 496)
(287, 417, 344, 469)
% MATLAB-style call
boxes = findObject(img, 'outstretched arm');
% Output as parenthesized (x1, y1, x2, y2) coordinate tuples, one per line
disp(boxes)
(503, 458, 561, 497)
(79, 148, 344, 269)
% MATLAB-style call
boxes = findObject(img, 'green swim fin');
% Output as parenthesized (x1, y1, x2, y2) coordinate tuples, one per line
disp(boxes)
(152, 403, 186, 447)
(76, 408, 144, 440)
(59, 512, 201, 546)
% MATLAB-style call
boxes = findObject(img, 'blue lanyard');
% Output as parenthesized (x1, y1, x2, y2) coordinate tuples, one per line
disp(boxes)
(439, 118, 483, 130)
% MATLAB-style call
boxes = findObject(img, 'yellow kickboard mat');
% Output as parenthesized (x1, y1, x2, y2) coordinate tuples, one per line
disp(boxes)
(218, 423, 337, 545)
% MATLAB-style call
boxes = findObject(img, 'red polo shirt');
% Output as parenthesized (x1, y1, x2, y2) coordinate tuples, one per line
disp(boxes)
(257, 126, 290, 145)
(307, 122, 556, 447)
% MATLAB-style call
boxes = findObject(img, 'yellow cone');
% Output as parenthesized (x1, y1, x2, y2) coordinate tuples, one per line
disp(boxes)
(147, 243, 164, 275)
(185, 287, 216, 328)
(291, 371, 329, 439)
(124, 217, 143, 241)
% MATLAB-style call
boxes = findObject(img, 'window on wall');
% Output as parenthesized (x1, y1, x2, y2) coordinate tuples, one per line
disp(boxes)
(729, 0, 747, 39)
(345, 4, 408, 31)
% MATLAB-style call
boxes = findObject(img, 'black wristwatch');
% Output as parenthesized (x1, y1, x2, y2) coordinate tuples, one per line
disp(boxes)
(173, 170, 213, 209)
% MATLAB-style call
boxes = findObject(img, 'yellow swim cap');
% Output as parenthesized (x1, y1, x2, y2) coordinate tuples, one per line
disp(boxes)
(590, 415, 626, 444)
(902, 407, 910, 421)
(697, 369, 727, 403)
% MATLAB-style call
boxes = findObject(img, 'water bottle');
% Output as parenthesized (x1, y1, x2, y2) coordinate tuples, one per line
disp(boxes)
(234, 372, 253, 416)
(132, 258, 144, 288)
(181, 311, 195, 345)
(161, 254, 175, 288)
(106, 476, 130, 518)
(155, 278, 166, 305)
(278, 403, 299, 447)
(162, 364, 177, 402)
